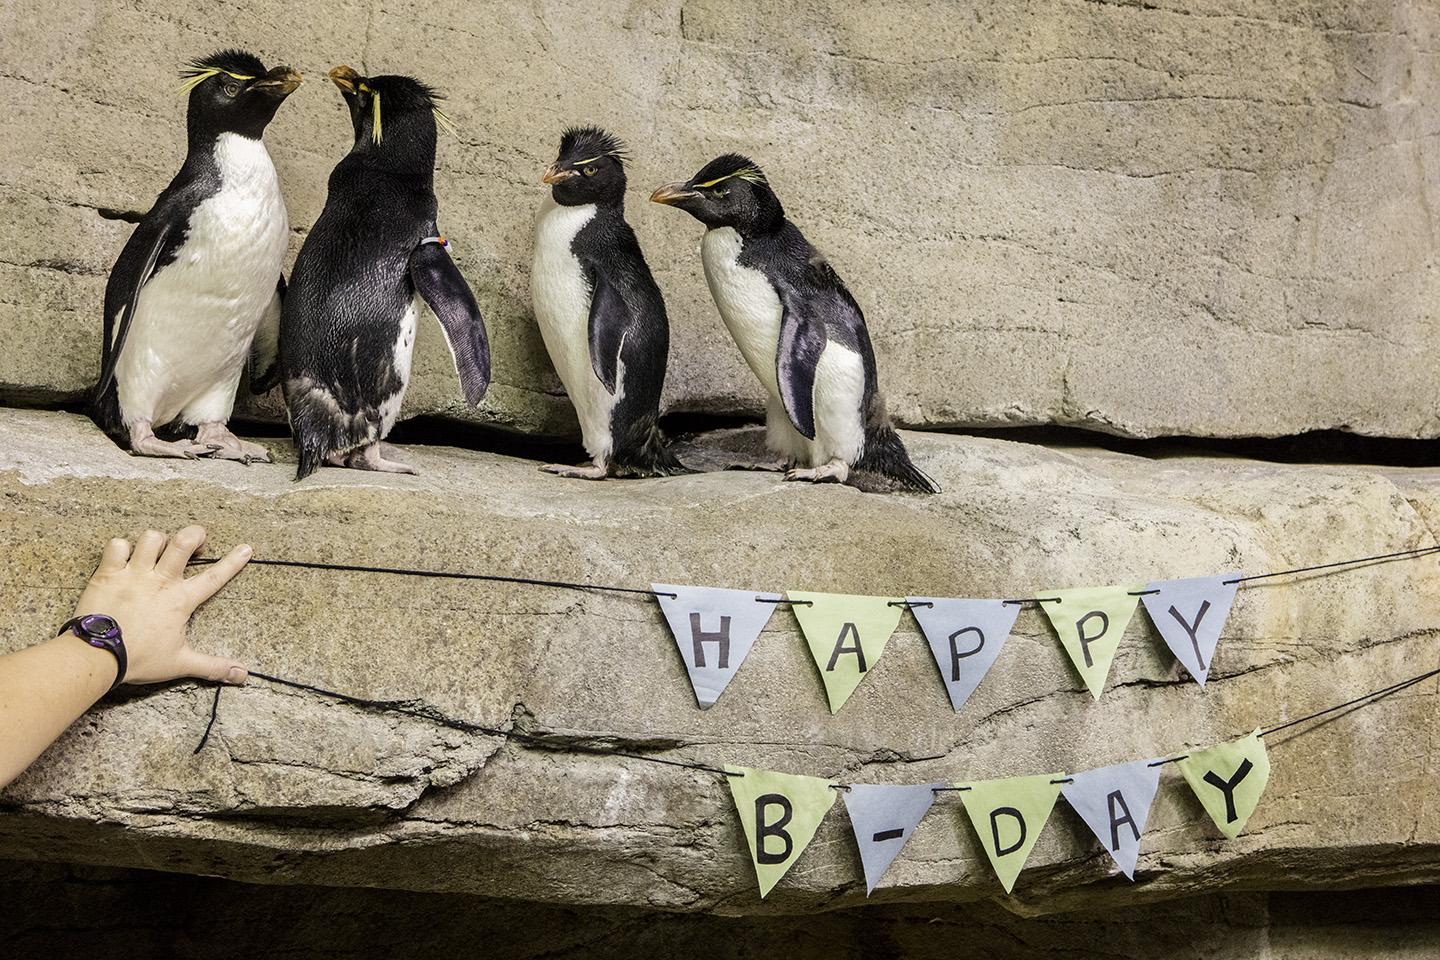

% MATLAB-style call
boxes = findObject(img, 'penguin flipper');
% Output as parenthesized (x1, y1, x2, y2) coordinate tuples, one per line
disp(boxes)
(586, 271, 632, 396)
(775, 299, 828, 441)
(410, 241, 491, 406)
(96, 219, 173, 399)
(248, 275, 285, 394)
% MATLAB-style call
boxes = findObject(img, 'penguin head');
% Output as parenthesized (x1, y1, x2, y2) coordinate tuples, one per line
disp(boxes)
(542, 126, 628, 206)
(179, 50, 301, 141)
(328, 66, 450, 174)
(650, 154, 783, 233)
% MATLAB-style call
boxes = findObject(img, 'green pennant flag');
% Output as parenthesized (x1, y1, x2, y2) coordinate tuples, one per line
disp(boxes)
(959, 773, 1064, 893)
(1177, 730, 1270, 839)
(726, 765, 838, 898)
(1040, 585, 1144, 699)
(788, 591, 904, 713)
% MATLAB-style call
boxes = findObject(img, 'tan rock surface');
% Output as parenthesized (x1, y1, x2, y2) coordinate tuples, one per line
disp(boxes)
(2, 0, 1437, 438)
(1, 407, 1437, 913)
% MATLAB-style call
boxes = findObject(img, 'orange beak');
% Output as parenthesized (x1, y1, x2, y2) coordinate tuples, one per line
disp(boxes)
(542, 163, 578, 185)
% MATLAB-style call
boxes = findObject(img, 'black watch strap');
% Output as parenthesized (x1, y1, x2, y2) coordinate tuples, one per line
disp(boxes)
(58, 615, 127, 690)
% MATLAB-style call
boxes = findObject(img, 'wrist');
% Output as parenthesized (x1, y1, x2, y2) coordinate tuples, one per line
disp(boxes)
(57, 614, 127, 690)
(44, 634, 120, 700)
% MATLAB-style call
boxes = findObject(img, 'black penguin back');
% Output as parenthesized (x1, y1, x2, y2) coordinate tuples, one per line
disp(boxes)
(281, 76, 443, 478)
(572, 206, 686, 477)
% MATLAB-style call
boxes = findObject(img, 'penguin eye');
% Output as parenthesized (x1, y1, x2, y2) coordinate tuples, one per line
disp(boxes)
(582, 166, 598, 177)
(223, 82, 241, 97)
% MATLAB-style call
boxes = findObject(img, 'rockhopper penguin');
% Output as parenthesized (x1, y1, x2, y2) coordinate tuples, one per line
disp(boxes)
(530, 127, 684, 479)
(280, 66, 490, 480)
(91, 49, 300, 462)
(651, 155, 937, 493)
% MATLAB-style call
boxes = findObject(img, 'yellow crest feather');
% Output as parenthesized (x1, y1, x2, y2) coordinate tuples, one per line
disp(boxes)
(432, 105, 461, 139)
(371, 91, 383, 145)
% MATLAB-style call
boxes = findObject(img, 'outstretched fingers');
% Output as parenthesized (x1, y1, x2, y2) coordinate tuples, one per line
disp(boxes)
(130, 528, 168, 568)
(156, 525, 208, 580)
(96, 537, 133, 574)
(177, 647, 248, 685)
(182, 542, 253, 605)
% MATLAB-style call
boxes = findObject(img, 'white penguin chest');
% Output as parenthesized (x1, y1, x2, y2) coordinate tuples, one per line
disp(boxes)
(701, 227, 783, 398)
(116, 132, 288, 424)
(530, 197, 620, 459)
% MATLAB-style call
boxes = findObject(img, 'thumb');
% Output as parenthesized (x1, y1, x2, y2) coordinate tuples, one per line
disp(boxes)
(178, 648, 249, 685)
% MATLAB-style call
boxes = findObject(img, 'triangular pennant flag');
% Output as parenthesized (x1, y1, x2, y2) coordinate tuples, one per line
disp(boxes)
(1140, 574, 1240, 686)
(1177, 730, 1270, 839)
(788, 592, 904, 713)
(1061, 759, 1163, 879)
(1040, 585, 1144, 699)
(725, 765, 838, 898)
(841, 782, 943, 894)
(653, 584, 780, 708)
(907, 598, 1019, 712)
(959, 773, 1064, 893)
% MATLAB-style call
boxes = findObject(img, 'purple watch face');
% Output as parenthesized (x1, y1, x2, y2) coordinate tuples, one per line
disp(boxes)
(77, 614, 121, 640)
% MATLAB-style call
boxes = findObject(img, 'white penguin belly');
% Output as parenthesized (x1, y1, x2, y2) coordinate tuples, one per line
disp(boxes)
(115, 132, 288, 427)
(531, 196, 620, 464)
(701, 227, 783, 398)
(701, 227, 865, 466)
(378, 292, 421, 437)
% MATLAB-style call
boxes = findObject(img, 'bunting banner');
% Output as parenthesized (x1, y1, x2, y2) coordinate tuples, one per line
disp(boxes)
(841, 782, 943, 894)
(725, 765, 837, 898)
(789, 592, 904, 713)
(1060, 759, 1163, 879)
(1140, 574, 1240, 686)
(1177, 730, 1270, 839)
(907, 598, 1020, 712)
(958, 773, 1064, 893)
(653, 584, 781, 708)
(1040, 585, 1144, 699)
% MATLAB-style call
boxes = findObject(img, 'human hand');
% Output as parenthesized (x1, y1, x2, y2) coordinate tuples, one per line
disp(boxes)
(71, 526, 252, 685)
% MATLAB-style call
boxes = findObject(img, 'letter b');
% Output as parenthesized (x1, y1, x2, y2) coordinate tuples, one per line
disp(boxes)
(755, 794, 795, 865)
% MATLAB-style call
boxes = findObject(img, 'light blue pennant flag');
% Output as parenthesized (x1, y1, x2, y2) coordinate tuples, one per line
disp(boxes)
(907, 598, 1019, 712)
(1061, 759, 1163, 879)
(654, 584, 780, 708)
(841, 782, 943, 894)
(1140, 573, 1240, 686)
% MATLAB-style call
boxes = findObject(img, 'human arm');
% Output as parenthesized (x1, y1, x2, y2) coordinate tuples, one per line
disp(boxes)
(0, 526, 252, 789)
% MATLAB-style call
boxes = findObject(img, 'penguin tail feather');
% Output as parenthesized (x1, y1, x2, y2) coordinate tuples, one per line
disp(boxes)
(609, 425, 692, 478)
(295, 444, 325, 482)
(88, 380, 130, 451)
(849, 423, 939, 495)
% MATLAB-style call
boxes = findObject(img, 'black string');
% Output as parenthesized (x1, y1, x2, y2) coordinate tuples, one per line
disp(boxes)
(191, 685, 222, 756)
(1146, 664, 1440, 766)
(188, 544, 1440, 608)
(186, 557, 674, 599)
(192, 663, 1440, 785)
(192, 670, 729, 776)
(1224, 545, 1440, 586)
(1257, 665, 1440, 738)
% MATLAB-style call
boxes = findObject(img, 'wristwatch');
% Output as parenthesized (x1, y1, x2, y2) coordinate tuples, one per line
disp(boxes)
(57, 614, 127, 690)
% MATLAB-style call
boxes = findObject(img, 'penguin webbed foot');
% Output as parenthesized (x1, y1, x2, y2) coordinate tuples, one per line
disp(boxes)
(195, 423, 273, 465)
(540, 462, 609, 481)
(344, 443, 417, 475)
(784, 459, 850, 485)
(725, 459, 788, 473)
(128, 422, 220, 460)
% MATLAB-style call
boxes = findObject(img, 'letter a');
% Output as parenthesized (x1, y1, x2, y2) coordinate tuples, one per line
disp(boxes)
(828, 622, 866, 672)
